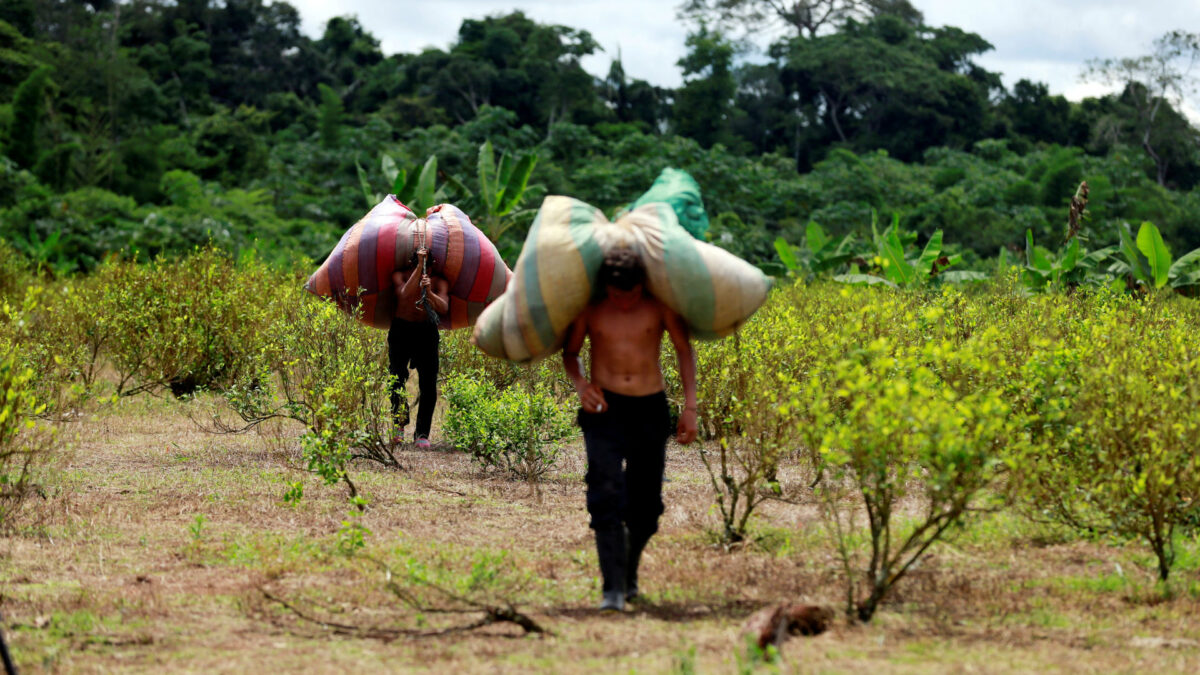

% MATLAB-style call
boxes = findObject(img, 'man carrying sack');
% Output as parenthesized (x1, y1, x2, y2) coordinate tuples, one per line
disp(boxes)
(562, 247, 699, 611)
(472, 169, 770, 610)
(389, 247, 449, 449)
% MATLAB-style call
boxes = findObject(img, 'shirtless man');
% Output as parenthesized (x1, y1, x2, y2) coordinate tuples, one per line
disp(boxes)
(389, 248, 450, 449)
(562, 247, 698, 611)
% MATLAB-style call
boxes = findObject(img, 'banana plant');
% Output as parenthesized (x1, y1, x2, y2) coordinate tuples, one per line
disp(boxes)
(447, 140, 539, 245)
(1109, 221, 1200, 293)
(356, 154, 450, 214)
(773, 221, 858, 279)
(1021, 229, 1115, 293)
(16, 227, 74, 277)
(835, 212, 984, 288)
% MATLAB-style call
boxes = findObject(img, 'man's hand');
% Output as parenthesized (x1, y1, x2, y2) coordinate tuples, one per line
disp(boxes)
(676, 407, 698, 445)
(420, 274, 431, 289)
(577, 381, 607, 413)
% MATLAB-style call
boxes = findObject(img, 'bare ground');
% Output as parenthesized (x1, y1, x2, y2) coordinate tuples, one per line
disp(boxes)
(3, 394, 1200, 673)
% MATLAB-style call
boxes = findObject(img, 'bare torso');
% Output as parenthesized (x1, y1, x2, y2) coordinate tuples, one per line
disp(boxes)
(581, 295, 668, 396)
(562, 284, 698, 442)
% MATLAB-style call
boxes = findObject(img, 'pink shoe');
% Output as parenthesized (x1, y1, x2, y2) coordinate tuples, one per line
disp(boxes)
(415, 437, 431, 450)
(391, 432, 404, 445)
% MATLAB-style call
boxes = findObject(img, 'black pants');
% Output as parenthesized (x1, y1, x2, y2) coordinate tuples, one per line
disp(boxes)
(579, 391, 671, 540)
(388, 319, 439, 439)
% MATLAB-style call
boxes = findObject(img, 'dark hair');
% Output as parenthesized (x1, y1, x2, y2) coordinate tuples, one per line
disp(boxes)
(597, 247, 645, 291)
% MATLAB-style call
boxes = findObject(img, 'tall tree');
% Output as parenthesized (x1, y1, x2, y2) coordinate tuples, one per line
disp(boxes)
(1000, 79, 1070, 144)
(318, 83, 342, 149)
(604, 56, 670, 132)
(674, 25, 739, 148)
(1084, 30, 1200, 186)
(776, 15, 994, 160)
(317, 16, 383, 97)
(7, 64, 52, 169)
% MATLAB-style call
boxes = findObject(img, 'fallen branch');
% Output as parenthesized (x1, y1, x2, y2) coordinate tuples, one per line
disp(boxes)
(260, 588, 548, 640)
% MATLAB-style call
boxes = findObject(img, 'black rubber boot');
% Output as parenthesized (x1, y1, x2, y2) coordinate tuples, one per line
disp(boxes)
(626, 528, 652, 602)
(594, 527, 627, 611)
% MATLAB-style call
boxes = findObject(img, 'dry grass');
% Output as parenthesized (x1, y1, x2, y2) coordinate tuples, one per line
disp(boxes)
(3, 393, 1200, 673)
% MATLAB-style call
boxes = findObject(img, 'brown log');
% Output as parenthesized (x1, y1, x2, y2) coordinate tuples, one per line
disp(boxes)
(784, 604, 834, 636)
(743, 603, 833, 650)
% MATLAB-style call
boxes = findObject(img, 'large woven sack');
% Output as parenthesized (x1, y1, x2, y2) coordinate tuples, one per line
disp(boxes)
(472, 196, 771, 362)
(305, 197, 510, 330)
(625, 168, 709, 239)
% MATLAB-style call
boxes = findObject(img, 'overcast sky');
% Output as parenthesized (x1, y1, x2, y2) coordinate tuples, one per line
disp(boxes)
(290, 0, 1200, 104)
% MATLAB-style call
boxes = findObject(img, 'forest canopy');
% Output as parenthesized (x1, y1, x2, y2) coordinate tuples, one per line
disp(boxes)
(2, 0, 1199, 272)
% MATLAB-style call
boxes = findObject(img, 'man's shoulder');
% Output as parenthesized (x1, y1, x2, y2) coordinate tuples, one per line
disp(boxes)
(643, 295, 675, 320)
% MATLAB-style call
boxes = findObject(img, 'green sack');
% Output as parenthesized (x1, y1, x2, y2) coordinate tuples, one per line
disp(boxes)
(472, 196, 770, 363)
(626, 168, 709, 240)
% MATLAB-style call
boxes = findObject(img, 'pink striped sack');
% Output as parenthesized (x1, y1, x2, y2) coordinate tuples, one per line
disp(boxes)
(305, 197, 511, 329)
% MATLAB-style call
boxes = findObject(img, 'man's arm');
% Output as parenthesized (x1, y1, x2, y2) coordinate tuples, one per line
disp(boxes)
(422, 275, 450, 315)
(397, 255, 423, 303)
(562, 312, 607, 413)
(664, 308, 697, 444)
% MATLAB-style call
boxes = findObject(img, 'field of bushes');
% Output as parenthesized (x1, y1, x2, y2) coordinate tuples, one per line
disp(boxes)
(2, 240, 1200, 671)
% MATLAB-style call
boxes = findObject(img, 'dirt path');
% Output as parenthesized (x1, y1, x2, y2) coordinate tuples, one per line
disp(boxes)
(3, 395, 1200, 673)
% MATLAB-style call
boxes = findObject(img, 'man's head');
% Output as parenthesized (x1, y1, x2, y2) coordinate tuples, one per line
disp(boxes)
(597, 247, 645, 307)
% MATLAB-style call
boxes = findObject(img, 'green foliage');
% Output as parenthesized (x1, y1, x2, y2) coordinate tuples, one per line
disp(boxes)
(0, 238, 30, 300)
(221, 291, 397, 500)
(91, 249, 277, 397)
(831, 212, 982, 288)
(337, 497, 371, 555)
(465, 139, 539, 244)
(192, 107, 270, 185)
(359, 153, 457, 217)
(318, 84, 343, 149)
(692, 284, 831, 543)
(1108, 221, 1200, 293)
(1037, 148, 1083, 206)
(804, 323, 1014, 622)
(7, 64, 51, 170)
(1011, 292, 1200, 581)
(4, 283, 98, 412)
(1136, 221, 1171, 288)
(674, 25, 739, 149)
(3, 3, 1200, 278)
(1020, 230, 1115, 293)
(442, 373, 575, 483)
(0, 293, 58, 528)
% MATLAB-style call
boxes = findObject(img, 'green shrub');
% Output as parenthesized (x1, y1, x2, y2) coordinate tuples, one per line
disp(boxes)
(803, 327, 1017, 622)
(692, 281, 835, 544)
(1013, 293, 1200, 581)
(98, 248, 279, 396)
(0, 298, 59, 528)
(0, 239, 30, 301)
(442, 372, 575, 482)
(221, 291, 396, 498)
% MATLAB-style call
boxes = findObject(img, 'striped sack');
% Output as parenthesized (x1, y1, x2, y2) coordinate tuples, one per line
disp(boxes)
(304, 197, 511, 330)
(472, 196, 771, 362)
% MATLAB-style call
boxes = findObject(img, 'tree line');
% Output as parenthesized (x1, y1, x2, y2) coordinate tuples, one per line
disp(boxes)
(1, 0, 1198, 272)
